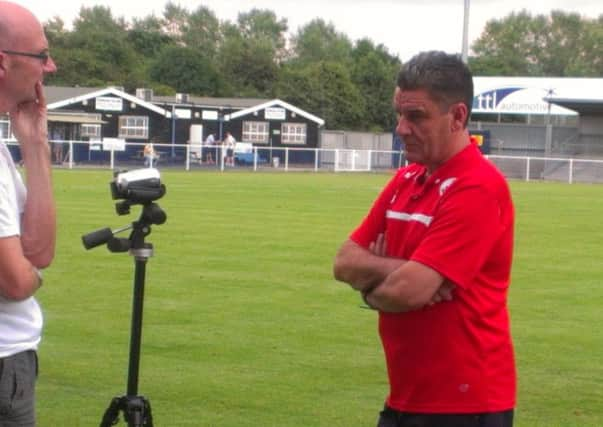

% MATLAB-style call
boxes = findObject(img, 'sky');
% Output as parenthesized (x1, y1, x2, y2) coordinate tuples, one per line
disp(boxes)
(11, 0, 603, 62)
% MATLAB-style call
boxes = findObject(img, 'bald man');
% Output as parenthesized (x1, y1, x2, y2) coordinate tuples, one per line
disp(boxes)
(0, 2, 57, 425)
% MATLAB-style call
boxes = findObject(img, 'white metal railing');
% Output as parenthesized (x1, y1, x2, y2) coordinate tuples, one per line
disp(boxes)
(3, 138, 603, 184)
(486, 154, 603, 184)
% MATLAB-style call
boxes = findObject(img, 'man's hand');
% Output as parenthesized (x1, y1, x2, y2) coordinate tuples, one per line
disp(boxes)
(428, 281, 455, 305)
(368, 233, 386, 257)
(333, 238, 403, 293)
(10, 82, 49, 153)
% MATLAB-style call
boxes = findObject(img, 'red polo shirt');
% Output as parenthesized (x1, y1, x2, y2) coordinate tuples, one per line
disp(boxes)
(351, 143, 516, 413)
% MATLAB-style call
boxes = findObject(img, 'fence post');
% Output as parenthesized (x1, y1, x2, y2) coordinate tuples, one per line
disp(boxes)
(368, 150, 373, 172)
(253, 147, 258, 171)
(526, 157, 530, 182)
(285, 148, 289, 171)
(335, 149, 339, 172)
(110, 148, 115, 170)
(185, 145, 190, 171)
(68, 141, 74, 169)
(351, 149, 356, 171)
(569, 159, 573, 184)
(314, 148, 319, 172)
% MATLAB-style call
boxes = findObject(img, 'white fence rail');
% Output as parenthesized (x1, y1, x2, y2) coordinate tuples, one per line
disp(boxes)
(4, 139, 603, 184)
(486, 155, 603, 184)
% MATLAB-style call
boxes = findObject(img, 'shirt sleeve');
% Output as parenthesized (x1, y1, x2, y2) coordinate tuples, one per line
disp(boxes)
(410, 184, 504, 290)
(350, 172, 401, 249)
(0, 173, 20, 238)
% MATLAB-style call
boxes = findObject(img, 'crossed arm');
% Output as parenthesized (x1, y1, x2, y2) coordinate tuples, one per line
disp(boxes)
(333, 236, 454, 312)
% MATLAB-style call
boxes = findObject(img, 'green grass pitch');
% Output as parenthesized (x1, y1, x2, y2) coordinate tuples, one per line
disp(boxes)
(35, 170, 603, 426)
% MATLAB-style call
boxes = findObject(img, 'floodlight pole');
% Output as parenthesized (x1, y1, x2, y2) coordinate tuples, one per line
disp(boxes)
(462, 0, 470, 63)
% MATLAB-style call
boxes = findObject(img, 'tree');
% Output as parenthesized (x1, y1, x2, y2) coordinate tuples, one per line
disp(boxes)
(277, 61, 365, 130)
(541, 11, 602, 76)
(568, 16, 603, 76)
(128, 15, 175, 59)
(182, 6, 221, 59)
(150, 45, 225, 95)
(469, 10, 539, 75)
(351, 39, 401, 131)
(44, 17, 68, 47)
(237, 8, 288, 61)
(161, 1, 189, 41)
(216, 10, 288, 97)
(291, 19, 353, 65)
(470, 10, 603, 77)
(43, 17, 73, 86)
(67, 6, 139, 85)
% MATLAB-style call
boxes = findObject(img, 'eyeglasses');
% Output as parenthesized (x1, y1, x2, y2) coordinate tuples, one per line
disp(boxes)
(1, 49, 50, 65)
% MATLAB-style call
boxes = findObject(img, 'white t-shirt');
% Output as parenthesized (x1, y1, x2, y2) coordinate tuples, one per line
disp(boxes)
(0, 143, 43, 358)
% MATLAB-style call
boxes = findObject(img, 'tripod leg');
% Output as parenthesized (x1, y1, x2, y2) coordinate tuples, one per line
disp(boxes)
(99, 396, 123, 427)
(143, 399, 154, 427)
(123, 396, 152, 427)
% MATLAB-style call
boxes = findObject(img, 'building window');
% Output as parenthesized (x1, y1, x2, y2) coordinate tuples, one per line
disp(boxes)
(242, 121, 269, 143)
(81, 114, 102, 138)
(118, 116, 149, 139)
(0, 115, 10, 140)
(281, 123, 306, 145)
(81, 124, 101, 138)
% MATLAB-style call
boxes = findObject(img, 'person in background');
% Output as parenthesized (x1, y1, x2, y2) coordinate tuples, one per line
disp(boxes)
(333, 51, 516, 427)
(223, 131, 236, 167)
(204, 133, 215, 164)
(0, 1, 57, 424)
(50, 126, 66, 165)
(143, 141, 157, 167)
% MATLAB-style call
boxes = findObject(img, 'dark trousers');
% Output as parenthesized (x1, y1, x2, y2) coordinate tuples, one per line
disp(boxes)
(0, 350, 38, 427)
(377, 405, 514, 427)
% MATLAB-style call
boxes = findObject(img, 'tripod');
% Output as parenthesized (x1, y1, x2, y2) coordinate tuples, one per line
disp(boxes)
(83, 201, 166, 427)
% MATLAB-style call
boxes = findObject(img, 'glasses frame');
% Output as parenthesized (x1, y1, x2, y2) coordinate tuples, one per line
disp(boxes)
(1, 49, 49, 64)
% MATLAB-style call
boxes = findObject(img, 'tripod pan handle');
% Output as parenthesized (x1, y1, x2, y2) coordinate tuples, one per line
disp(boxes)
(82, 227, 113, 250)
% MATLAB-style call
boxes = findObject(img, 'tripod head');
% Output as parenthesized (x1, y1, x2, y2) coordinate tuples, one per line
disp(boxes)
(81, 168, 167, 254)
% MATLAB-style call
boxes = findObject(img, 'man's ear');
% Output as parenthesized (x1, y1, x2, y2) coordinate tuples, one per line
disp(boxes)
(450, 102, 468, 132)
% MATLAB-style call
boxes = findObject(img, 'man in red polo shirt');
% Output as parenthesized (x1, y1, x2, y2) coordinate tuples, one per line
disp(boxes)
(333, 51, 515, 427)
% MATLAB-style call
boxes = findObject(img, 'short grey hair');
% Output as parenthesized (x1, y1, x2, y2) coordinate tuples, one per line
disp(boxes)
(397, 51, 473, 126)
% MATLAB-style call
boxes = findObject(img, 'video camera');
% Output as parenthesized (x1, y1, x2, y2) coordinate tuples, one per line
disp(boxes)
(111, 168, 166, 216)
(81, 168, 167, 251)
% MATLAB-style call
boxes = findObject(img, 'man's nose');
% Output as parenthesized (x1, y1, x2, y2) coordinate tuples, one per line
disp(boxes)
(396, 117, 411, 136)
(44, 56, 57, 73)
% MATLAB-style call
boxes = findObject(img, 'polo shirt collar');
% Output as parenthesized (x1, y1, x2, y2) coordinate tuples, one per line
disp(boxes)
(424, 143, 480, 184)
(410, 143, 480, 198)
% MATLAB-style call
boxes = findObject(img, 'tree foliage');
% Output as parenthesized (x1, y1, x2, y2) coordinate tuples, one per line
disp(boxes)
(182, 6, 221, 60)
(351, 39, 400, 131)
(277, 61, 365, 130)
(128, 15, 175, 59)
(291, 19, 353, 65)
(150, 46, 224, 95)
(42, 4, 601, 130)
(469, 10, 602, 77)
(215, 10, 287, 97)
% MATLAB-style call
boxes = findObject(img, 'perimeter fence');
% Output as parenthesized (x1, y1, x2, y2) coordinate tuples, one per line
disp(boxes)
(4, 139, 603, 184)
